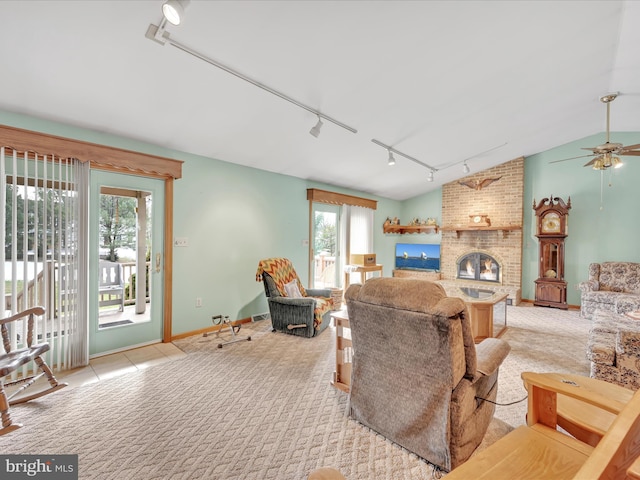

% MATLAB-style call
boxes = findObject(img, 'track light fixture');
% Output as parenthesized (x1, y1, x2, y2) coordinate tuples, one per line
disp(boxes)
(309, 116, 323, 138)
(371, 139, 437, 175)
(427, 170, 434, 182)
(463, 161, 470, 174)
(162, 0, 190, 26)
(146, 5, 357, 137)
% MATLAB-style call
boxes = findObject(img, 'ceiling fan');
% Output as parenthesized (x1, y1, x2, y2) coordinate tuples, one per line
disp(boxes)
(551, 93, 640, 170)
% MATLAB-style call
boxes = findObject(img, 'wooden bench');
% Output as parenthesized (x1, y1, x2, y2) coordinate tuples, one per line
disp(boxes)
(99, 261, 124, 311)
(445, 371, 640, 479)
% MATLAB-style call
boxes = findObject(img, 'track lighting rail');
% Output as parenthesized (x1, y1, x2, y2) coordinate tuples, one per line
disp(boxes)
(146, 23, 357, 136)
(371, 139, 437, 172)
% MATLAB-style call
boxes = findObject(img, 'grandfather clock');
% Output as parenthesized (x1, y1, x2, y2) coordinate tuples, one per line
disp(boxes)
(533, 195, 571, 309)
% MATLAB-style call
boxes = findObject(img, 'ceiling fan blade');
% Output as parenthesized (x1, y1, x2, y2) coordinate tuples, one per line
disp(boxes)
(549, 154, 595, 164)
(622, 143, 640, 150)
(619, 143, 640, 155)
(621, 151, 640, 156)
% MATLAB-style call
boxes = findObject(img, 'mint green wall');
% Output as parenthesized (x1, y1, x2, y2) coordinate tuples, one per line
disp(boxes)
(0, 110, 399, 335)
(524, 133, 640, 305)
(173, 156, 400, 333)
(384, 188, 443, 256)
(4, 108, 638, 326)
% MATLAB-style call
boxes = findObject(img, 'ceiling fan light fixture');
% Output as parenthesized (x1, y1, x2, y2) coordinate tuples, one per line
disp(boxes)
(612, 156, 623, 168)
(387, 150, 396, 166)
(162, 0, 190, 26)
(592, 158, 605, 170)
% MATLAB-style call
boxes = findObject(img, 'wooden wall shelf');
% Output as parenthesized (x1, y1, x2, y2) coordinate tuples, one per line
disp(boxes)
(440, 225, 521, 238)
(383, 224, 439, 234)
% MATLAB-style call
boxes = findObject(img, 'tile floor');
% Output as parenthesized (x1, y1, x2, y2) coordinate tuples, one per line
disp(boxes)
(57, 342, 187, 388)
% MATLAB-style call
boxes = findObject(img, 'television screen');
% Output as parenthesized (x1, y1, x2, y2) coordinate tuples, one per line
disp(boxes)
(395, 243, 440, 272)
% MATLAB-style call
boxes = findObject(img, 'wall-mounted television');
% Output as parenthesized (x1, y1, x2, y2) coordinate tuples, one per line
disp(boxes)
(395, 243, 441, 272)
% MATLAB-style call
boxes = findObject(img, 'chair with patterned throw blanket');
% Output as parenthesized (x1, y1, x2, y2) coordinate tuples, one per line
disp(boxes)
(345, 277, 511, 472)
(1, 306, 68, 435)
(256, 258, 333, 338)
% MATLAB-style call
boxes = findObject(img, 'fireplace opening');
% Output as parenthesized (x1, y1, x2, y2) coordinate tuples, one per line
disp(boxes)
(457, 252, 500, 283)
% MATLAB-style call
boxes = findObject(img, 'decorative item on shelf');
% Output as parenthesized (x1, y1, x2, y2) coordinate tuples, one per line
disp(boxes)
(469, 214, 491, 227)
(458, 176, 502, 190)
(383, 218, 439, 234)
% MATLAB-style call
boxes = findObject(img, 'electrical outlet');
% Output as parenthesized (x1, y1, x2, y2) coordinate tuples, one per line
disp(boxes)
(174, 237, 189, 247)
(196, 297, 202, 308)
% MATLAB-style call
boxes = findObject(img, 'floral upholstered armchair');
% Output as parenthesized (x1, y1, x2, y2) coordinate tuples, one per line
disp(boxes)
(579, 262, 640, 320)
(256, 258, 333, 338)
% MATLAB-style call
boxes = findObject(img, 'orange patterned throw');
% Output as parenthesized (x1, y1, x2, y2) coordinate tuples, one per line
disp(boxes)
(255, 257, 307, 297)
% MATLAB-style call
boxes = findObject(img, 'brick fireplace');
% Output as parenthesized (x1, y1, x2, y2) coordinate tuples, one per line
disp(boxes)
(439, 157, 524, 305)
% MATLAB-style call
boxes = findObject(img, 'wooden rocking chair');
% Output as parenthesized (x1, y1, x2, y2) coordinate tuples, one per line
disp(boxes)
(0, 306, 67, 435)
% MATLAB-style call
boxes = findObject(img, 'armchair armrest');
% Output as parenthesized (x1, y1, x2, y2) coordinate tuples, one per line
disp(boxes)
(269, 297, 317, 307)
(306, 288, 331, 298)
(475, 338, 511, 377)
(1, 306, 46, 352)
(578, 280, 599, 293)
(521, 372, 628, 419)
(0, 306, 45, 326)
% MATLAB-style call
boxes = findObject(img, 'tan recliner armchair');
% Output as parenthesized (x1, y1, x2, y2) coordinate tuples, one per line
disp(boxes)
(345, 277, 511, 472)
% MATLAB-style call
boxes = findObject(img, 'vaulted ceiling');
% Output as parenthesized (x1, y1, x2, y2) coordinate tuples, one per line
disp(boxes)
(2, 1, 639, 200)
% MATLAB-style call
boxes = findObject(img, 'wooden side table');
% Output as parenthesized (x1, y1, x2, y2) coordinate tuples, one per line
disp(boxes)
(330, 310, 352, 393)
(343, 264, 383, 291)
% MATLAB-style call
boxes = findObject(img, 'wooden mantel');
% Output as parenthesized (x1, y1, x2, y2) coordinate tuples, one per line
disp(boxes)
(440, 225, 521, 239)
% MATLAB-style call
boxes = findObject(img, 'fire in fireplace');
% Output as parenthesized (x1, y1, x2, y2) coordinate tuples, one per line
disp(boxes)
(457, 252, 501, 283)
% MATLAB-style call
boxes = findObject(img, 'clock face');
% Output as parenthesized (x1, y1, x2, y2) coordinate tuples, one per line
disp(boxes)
(541, 212, 561, 233)
(473, 215, 482, 223)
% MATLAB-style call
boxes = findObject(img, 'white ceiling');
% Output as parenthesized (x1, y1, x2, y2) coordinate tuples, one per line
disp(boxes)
(2, 1, 640, 200)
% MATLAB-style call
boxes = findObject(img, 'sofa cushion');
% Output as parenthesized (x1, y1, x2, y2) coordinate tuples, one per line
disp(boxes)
(598, 262, 640, 295)
(614, 295, 640, 315)
(582, 290, 619, 306)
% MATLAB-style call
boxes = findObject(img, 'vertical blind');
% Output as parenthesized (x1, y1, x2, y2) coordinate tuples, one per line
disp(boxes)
(1, 147, 89, 372)
(342, 204, 375, 287)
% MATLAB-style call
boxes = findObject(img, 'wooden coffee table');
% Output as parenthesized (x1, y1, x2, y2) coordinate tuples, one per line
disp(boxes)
(457, 287, 508, 343)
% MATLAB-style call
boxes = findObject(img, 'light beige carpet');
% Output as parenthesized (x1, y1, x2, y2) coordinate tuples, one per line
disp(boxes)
(0, 306, 590, 479)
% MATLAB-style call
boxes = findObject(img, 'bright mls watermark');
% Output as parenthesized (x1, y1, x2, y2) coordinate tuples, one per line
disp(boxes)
(0, 455, 78, 479)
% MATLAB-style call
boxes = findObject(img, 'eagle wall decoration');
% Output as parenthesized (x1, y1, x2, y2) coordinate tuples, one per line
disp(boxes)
(458, 176, 502, 190)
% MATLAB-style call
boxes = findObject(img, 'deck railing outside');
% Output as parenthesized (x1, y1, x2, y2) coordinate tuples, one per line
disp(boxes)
(4, 260, 151, 316)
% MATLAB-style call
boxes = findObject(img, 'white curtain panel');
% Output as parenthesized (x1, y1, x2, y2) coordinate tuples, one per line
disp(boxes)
(1, 147, 89, 372)
(342, 204, 374, 287)
(349, 205, 374, 254)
